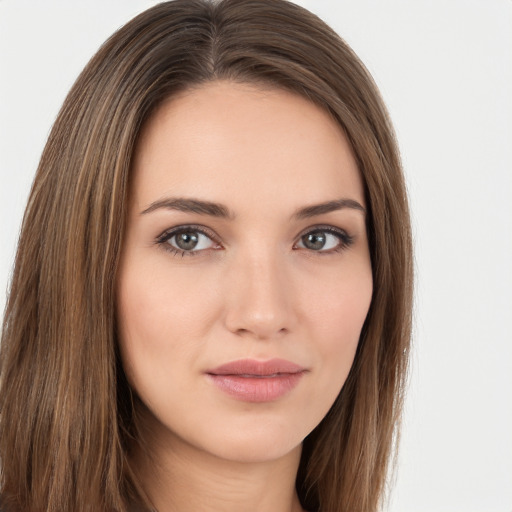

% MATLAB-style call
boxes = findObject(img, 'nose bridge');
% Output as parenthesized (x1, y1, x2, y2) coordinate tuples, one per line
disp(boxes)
(224, 244, 294, 339)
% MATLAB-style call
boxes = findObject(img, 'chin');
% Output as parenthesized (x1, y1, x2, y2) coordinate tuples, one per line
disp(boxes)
(204, 432, 303, 465)
(157, 413, 308, 465)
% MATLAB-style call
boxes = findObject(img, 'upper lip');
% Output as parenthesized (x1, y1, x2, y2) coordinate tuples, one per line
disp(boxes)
(207, 358, 306, 376)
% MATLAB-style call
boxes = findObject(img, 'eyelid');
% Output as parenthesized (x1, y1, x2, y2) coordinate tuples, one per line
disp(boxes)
(154, 223, 354, 257)
(294, 224, 354, 252)
(155, 224, 223, 256)
(156, 223, 219, 243)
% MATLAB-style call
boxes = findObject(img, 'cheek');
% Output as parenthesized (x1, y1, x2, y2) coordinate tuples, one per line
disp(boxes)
(282, 263, 372, 436)
(115, 256, 220, 384)
(303, 263, 372, 380)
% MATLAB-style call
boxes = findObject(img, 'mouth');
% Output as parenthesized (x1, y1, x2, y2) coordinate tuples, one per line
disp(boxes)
(206, 358, 307, 402)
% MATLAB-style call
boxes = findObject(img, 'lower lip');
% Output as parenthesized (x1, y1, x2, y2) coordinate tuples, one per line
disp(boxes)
(206, 373, 304, 402)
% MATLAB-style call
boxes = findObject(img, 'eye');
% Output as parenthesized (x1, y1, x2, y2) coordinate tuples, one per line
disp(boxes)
(156, 226, 220, 256)
(295, 227, 353, 253)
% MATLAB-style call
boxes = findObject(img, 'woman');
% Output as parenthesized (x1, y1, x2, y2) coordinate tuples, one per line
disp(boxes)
(0, 1, 413, 511)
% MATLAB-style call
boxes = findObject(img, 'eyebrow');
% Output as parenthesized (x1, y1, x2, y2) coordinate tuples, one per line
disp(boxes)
(141, 197, 233, 218)
(293, 198, 366, 219)
(140, 196, 365, 219)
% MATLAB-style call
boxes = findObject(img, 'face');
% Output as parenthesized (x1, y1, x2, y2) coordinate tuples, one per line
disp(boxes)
(116, 81, 372, 464)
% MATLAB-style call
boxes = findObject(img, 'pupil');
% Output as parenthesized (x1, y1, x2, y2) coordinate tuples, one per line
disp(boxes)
(175, 232, 199, 250)
(304, 232, 326, 250)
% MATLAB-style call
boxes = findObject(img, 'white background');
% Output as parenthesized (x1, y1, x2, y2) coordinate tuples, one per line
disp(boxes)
(1, 1, 511, 511)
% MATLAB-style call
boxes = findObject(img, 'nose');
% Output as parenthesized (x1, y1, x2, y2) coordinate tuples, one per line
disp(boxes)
(223, 249, 296, 340)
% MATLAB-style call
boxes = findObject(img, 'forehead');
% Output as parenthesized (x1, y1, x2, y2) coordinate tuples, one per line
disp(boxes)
(131, 81, 365, 212)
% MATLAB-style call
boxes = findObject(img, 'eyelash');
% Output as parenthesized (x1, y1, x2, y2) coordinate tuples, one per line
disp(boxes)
(296, 226, 355, 255)
(155, 224, 354, 257)
(155, 224, 220, 257)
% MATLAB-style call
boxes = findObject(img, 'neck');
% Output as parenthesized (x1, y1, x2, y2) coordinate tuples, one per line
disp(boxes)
(131, 418, 305, 512)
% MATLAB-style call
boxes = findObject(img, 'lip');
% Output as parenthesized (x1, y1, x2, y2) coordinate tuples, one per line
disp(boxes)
(206, 358, 306, 403)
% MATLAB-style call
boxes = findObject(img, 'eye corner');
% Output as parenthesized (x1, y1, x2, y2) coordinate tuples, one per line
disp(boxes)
(295, 225, 355, 254)
(154, 224, 223, 257)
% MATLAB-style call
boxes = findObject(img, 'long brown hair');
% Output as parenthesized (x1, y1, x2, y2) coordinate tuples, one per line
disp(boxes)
(0, 1, 413, 511)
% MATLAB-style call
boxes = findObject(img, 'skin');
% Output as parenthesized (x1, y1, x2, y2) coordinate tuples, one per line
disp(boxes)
(116, 81, 373, 512)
